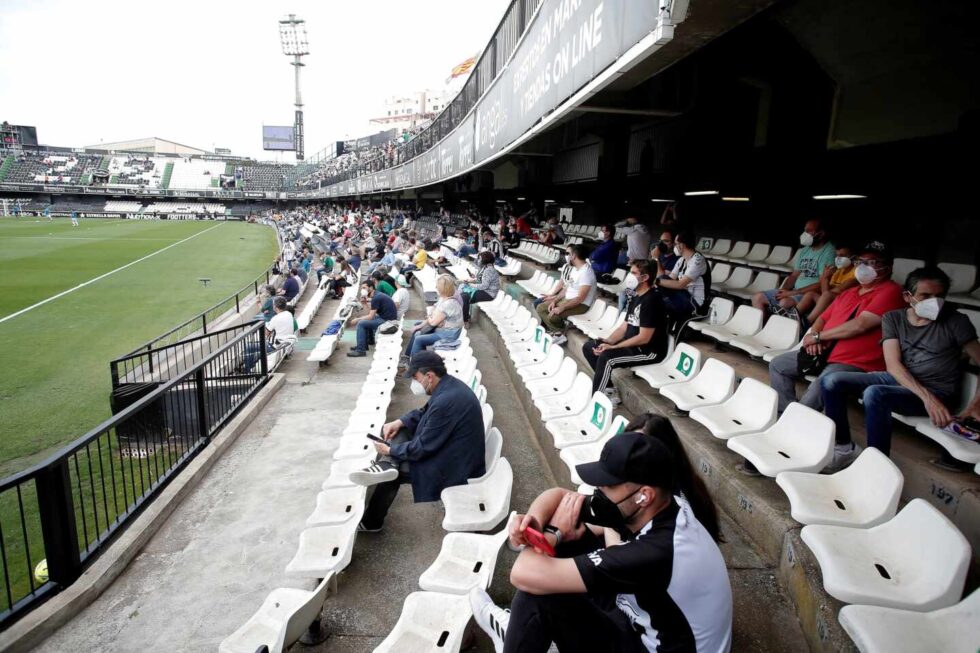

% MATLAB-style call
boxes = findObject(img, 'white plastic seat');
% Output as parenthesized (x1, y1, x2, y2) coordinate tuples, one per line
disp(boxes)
(516, 345, 564, 383)
(218, 574, 335, 653)
(558, 416, 629, 484)
(774, 448, 902, 527)
(305, 486, 367, 526)
(477, 427, 503, 481)
(333, 433, 384, 460)
(373, 591, 473, 653)
(801, 499, 970, 611)
(699, 305, 763, 343)
(322, 455, 374, 489)
(344, 411, 387, 435)
(838, 588, 980, 653)
(717, 240, 749, 262)
(534, 372, 593, 420)
(475, 384, 487, 405)
(596, 268, 627, 294)
(716, 266, 753, 291)
(687, 297, 735, 333)
(948, 287, 980, 308)
(689, 377, 778, 439)
(743, 243, 772, 264)
(525, 357, 578, 399)
(441, 458, 513, 531)
(447, 357, 478, 382)
(583, 305, 624, 341)
(467, 369, 483, 394)
(909, 372, 980, 463)
(284, 522, 358, 579)
(728, 271, 780, 301)
(725, 402, 834, 474)
(660, 359, 736, 412)
(503, 321, 543, 346)
(546, 392, 614, 449)
(710, 262, 732, 286)
(890, 257, 926, 287)
(418, 529, 510, 594)
(728, 315, 800, 357)
(762, 245, 793, 270)
(634, 342, 702, 389)
(707, 238, 732, 258)
(482, 403, 494, 435)
(566, 300, 607, 330)
(510, 334, 551, 368)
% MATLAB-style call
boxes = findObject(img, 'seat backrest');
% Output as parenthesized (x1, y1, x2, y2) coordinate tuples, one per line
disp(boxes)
(469, 369, 482, 393)
(476, 384, 488, 405)
(891, 258, 925, 287)
(603, 414, 629, 437)
(749, 271, 780, 291)
(839, 447, 904, 497)
(485, 427, 503, 471)
(775, 402, 835, 442)
(710, 238, 732, 255)
(960, 308, 980, 338)
(669, 343, 702, 380)
(765, 245, 793, 265)
(728, 241, 750, 259)
(597, 304, 621, 328)
(708, 297, 735, 325)
(534, 342, 565, 375)
(938, 262, 977, 294)
(758, 314, 800, 347)
(692, 358, 735, 392)
(885, 499, 970, 591)
(283, 573, 334, 648)
(953, 372, 978, 412)
(583, 392, 614, 434)
(482, 403, 494, 434)
(728, 305, 763, 333)
(729, 378, 778, 417)
(711, 263, 732, 284)
(725, 267, 754, 288)
(745, 243, 771, 261)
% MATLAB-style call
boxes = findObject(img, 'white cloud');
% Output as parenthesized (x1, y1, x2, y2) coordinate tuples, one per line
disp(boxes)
(0, 0, 511, 160)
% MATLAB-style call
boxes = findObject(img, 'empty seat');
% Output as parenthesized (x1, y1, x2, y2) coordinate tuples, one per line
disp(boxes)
(687, 297, 735, 333)
(322, 456, 375, 489)
(707, 238, 732, 258)
(510, 333, 551, 368)
(305, 486, 367, 527)
(891, 258, 926, 287)
(717, 240, 750, 262)
(716, 266, 754, 292)
(482, 403, 494, 436)
(710, 262, 732, 286)
(558, 416, 629, 485)
(546, 392, 616, 449)
(333, 433, 383, 460)
(442, 458, 513, 531)
(700, 305, 764, 343)
(219, 573, 335, 653)
(728, 315, 800, 357)
(725, 402, 834, 475)
(418, 529, 510, 594)
(596, 268, 628, 294)
(801, 499, 970, 611)
(774, 448, 902, 527)
(838, 588, 980, 653)
(582, 305, 625, 341)
(660, 359, 736, 412)
(284, 523, 358, 579)
(634, 342, 702, 389)
(566, 300, 608, 331)
(516, 345, 565, 384)
(763, 245, 794, 271)
(727, 271, 780, 301)
(373, 591, 473, 653)
(743, 243, 772, 264)
(525, 357, 578, 400)
(535, 372, 593, 420)
(937, 262, 977, 294)
(689, 377, 778, 438)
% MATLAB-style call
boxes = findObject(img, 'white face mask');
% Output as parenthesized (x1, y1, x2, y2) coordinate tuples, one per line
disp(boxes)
(564, 254, 572, 265)
(360, 288, 369, 298)
(912, 297, 944, 321)
(410, 378, 428, 396)
(854, 264, 878, 285)
(624, 274, 639, 290)
(799, 232, 814, 247)
(835, 256, 852, 269)
(673, 244, 682, 257)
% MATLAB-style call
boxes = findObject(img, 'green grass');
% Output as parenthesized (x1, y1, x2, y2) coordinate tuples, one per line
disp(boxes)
(0, 217, 278, 613)
(0, 218, 279, 474)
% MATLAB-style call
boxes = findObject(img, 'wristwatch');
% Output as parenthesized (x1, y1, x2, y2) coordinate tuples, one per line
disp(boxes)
(543, 525, 563, 546)
(813, 332, 821, 343)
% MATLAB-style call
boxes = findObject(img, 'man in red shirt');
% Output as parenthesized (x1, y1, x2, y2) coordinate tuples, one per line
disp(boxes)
(769, 241, 905, 413)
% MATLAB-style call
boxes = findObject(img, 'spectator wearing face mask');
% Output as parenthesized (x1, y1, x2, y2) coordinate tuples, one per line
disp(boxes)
(537, 244, 597, 346)
(589, 225, 621, 276)
(752, 218, 837, 318)
(794, 245, 857, 326)
(654, 230, 709, 323)
(468, 431, 732, 653)
(349, 352, 486, 532)
(614, 215, 651, 265)
(768, 241, 905, 414)
(819, 267, 980, 470)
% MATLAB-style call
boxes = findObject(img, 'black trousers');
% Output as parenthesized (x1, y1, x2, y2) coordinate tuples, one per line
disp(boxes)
(581, 339, 666, 394)
(360, 428, 411, 529)
(461, 289, 494, 322)
(504, 591, 646, 653)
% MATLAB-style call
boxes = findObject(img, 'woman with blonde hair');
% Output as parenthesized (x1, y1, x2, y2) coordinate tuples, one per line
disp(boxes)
(401, 274, 464, 369)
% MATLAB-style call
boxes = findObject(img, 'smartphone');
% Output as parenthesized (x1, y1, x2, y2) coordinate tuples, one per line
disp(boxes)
(365, 433, 388, 444)
(523, 526, 556, 556)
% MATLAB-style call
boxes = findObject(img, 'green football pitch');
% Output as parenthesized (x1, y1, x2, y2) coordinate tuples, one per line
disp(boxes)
(0, 218, 280, 477)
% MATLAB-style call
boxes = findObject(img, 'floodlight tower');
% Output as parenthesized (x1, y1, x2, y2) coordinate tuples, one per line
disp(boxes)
(279, 14, 309, 161)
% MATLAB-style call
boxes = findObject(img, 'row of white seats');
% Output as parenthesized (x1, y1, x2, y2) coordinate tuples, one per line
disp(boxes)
(306, 275, 362, 363)
(494, 255, 523, 277)
(516, 269, 560, 298)
(710, 263, 783, 301)
(508, 240, 562, 265)
(567, 299, 626, 341)
(104, 200, 143, 212)
(411, 264, 439, 304)
(563, 223, 603, 240)
(632, 345, 974, 648)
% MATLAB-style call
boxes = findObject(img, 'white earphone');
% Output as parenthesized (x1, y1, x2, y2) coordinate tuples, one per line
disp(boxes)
(635, 494, 646, 505)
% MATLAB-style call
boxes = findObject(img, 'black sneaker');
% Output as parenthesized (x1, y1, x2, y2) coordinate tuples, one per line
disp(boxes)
(346, 349, 367, 358)
(357, 522, 383, 533)
(348, 461, 398, 486)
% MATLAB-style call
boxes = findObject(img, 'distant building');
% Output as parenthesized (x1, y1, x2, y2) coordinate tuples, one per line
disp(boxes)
(369, 85, 458, 132)
(83, 137, 208, 156)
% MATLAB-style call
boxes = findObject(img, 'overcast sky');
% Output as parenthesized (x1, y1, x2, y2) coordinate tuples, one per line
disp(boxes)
(0, 0, 510, 160)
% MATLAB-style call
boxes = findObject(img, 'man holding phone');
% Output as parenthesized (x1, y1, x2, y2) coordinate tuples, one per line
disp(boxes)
(349, 351, 485, 532)
(469, 432, 732, 653)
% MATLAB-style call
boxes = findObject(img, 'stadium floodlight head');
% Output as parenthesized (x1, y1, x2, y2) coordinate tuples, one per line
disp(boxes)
(278, 14, 309, 56)
(278, 14, 309, 160)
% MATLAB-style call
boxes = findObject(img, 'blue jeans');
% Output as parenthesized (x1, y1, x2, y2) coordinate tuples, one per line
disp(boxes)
(355, 317, 384, 351)
(243, 342, 274, 371)
(821, 371, 934, 455)
(762, 288, 804, 306)
(405, 325, 462, 357)
(457, 245, 478, 257)
(769, 351, 862, 413)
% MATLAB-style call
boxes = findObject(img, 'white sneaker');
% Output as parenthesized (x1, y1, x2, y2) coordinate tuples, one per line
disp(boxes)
(469, 587, 509, 653)
(823, 443, 862, 474)
(348, 461, 398, 486)
(550, 332, 568, 346)
(602, 387, 622, 407)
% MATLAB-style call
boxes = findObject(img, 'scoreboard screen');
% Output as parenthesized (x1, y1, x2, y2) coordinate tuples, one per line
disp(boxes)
(262, 126, 295, 151)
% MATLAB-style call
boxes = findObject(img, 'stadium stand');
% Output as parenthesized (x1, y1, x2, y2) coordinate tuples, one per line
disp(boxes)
(143, 201, 225, 214)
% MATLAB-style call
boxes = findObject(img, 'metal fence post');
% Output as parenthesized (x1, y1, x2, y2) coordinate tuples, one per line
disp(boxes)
(202, 314, 208, 335)
(35, 461, 82, 586)
(195, 367, 210, 441)
(235, 293, 240, 315)
(259, 329, 269, 377)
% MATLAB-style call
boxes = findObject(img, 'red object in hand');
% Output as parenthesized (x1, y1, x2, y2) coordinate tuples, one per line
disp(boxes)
(523, 526, 556, 556)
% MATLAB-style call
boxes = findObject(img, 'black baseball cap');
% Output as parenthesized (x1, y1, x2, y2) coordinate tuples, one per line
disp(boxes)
(576, 431, 675, 489)
(859, 240, 893, 264)
(406, 351, 447, 377)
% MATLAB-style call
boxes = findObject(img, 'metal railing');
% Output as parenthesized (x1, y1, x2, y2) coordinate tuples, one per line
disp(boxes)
(0, 322, 270, 627)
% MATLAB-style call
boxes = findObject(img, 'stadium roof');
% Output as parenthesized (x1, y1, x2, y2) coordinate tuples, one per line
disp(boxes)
(83, 137, 208, 155)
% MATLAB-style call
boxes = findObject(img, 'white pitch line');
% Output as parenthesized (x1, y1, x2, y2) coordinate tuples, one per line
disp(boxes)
(0, 224, 223, 325)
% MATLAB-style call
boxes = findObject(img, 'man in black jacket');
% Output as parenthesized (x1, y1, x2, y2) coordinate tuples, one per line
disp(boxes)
(350, 351, 486, 531)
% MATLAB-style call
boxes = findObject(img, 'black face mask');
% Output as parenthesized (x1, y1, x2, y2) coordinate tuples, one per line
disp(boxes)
(582, 488, 642, 534)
